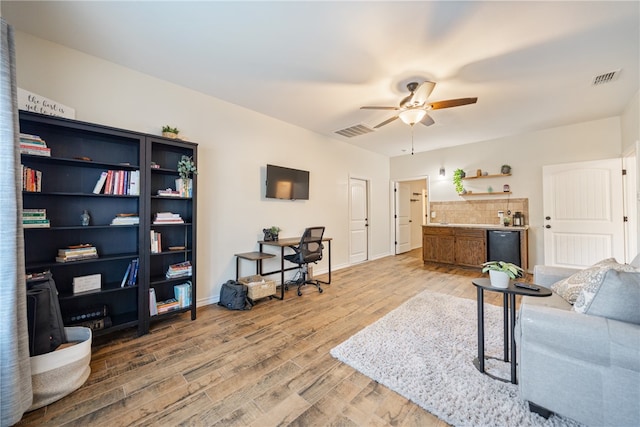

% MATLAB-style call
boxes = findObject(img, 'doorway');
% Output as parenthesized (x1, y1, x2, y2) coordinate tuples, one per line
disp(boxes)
(393, 177, 428, 254)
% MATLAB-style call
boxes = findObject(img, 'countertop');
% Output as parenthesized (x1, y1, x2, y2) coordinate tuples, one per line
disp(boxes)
(424, 223, 529, 231)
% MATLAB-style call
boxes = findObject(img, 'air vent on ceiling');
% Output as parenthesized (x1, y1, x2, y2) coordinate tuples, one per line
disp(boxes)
(335, 124, 374, 138)
(592, 69, 620, 86)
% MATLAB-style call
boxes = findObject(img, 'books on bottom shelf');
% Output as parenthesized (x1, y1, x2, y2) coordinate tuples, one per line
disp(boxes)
(149, 288, 185, 316)
(22, 208, 50, 228)
(120, 258, 139, 287)
(166, 261, 192, 279)
(174, 282, 192, 308)
(56, 245, 98, 263)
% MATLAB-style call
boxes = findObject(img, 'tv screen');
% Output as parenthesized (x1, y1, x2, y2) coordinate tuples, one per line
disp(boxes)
(266, 164, 310, 200)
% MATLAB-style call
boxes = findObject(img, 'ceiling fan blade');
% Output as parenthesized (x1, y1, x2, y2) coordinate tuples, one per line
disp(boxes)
(409, 81, 436, 106)
(420, 113, 435, 127)
(429, 97, 478, 110)
(360, 106, 399, 110)
(373, 115, 399, 129)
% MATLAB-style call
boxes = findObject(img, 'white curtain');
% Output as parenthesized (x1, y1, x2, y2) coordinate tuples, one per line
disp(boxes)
(0, 18, 33, 426)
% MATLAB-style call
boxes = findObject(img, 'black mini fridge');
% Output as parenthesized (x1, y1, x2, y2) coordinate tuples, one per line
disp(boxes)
(487, 230, 521, 267)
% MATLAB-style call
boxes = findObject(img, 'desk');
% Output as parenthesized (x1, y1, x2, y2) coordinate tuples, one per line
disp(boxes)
(471, 278, 551, 384)
(258, 236, 332, 300)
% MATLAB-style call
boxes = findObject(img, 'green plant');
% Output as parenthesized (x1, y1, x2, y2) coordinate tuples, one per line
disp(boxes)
(162, 125, 179, 134)
(177, 155, 198, 180)
(453, 169, 466, 194)
(269, 226, 281, 234)
(501, 164, 511, 174)
(481, 261, 523, 279)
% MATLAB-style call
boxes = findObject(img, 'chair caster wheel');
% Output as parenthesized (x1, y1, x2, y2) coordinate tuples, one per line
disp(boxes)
(319, 288, 323, 293)
(297, 291, 302, 296)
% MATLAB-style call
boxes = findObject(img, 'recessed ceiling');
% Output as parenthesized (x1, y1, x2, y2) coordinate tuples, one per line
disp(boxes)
(2, 1, 638, 157)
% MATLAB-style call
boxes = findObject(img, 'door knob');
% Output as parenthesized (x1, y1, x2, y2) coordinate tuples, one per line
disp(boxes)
(545, 225, 551, 229)
(545, 216, 551, 220)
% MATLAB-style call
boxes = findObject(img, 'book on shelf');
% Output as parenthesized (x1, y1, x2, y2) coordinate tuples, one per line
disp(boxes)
(21, 165, 42, 192)
(56, 245, 98, 262)
(94, 170, 140, 195)
(93, 171, 108, 194)
(157, 189, 181, 197)
(19, 133, 50, 156)
(153, 212, 184, 224)
(150, 230, 162, 253)
(156, 298, 180, 313)
(22, 208, 50, 228)
(19, 132, 46, 143)
(110, 215, 139, 225)
(166, 261, 192, 279)
(174, 282, 192, 308)
(120, 262, 132, 287)
(128, 258, 139, 286)
(55, 253, 98, 263)
(149, 288, 158, 316)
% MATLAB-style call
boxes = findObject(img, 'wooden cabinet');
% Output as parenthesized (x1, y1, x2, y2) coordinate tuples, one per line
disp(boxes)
(20, 111, 197, 337)
(454, 228, 487, 267)
(422, 227, 455, 264)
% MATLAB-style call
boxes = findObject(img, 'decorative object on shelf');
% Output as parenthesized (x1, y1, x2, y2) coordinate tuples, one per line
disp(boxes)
(501, 164, 511, 174)
(481, 261, 523, 289)
(487, 186, 493, 193)
(482, 171, 488, 176)
(476, 169, 482, 177)
(176, 155, 198, 197)
(503, 216, 511, 226)
(80, 210, 90, 226)
(503, 184, 510, 192)
(513, 212, 524, 226)
(162, 125, 179, 139)
(263, 226, 281, 241)
(453, 169, 466, 194)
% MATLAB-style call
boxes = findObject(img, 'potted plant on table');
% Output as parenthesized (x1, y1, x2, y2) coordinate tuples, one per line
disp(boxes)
(176, 155, 198, 197)
(481, 260, 523, 288)
(263, 226, 281, 241)
(162, 125, 180, 139)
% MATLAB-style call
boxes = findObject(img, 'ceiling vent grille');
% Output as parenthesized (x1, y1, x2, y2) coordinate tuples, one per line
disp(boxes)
(592, 69, 620, 86)
(335, 124, 374, 138)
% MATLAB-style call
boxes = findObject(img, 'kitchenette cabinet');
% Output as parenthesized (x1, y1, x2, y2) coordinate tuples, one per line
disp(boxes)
(423, 225, 528, 270)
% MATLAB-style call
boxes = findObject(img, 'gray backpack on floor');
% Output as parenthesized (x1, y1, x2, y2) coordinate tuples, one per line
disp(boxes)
(218, 280, 252, 310)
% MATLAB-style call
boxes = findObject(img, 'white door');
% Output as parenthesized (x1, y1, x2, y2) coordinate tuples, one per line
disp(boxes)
(543, 158, 625, 267)
(395, 182, 411, 254)
(349, 178, 368, 264)
(623, 145, 638, 262)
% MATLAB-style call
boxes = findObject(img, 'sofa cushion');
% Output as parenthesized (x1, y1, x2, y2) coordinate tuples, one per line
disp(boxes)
(550, 258, 637, 304)
(573, 270, 640, 324)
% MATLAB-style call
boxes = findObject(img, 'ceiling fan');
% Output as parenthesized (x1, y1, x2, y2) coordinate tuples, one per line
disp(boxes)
(360, 81, 478, 128)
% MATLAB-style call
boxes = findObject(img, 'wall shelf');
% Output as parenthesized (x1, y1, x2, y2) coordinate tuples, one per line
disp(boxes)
(460, 192, 512, 196)
(462, 173, 511, 180)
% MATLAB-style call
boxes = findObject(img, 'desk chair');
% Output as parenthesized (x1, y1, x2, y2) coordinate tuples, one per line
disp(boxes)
(284, 226, 325, 296)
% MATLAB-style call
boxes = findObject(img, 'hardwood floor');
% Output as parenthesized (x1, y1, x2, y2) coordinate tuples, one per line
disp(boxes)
(18, 249, 519, 426)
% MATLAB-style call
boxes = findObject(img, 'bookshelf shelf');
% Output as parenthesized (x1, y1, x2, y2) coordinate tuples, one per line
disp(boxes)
(19, 110, 197, 338)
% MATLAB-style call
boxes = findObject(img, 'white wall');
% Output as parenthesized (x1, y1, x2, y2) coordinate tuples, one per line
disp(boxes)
(391, 117, 624, 269)
(13, 31, 392, 306)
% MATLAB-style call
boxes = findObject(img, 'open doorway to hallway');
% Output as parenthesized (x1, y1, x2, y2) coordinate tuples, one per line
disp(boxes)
(394, 177, 429, 255)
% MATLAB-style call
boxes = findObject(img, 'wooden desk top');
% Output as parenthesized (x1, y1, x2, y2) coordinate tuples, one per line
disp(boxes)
(259, 236, 332, 247)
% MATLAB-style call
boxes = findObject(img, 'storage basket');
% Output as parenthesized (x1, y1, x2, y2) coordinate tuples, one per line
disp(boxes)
(238, 275, 276, 300)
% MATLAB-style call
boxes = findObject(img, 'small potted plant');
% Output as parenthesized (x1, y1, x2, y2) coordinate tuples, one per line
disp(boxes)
(501, 164, 511, 174)
(162, 126, 179, 139)
(263, 226, 281, 241)
(453, 168, 466, 194)
(481, 260, 523, 288)
(176, 155, 198, 197)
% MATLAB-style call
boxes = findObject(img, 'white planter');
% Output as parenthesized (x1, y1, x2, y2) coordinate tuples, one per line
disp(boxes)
(489, 270, 510, 288)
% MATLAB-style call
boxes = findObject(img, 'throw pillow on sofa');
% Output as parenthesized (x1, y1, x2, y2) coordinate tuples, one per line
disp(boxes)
(550, 258, 637, 304)
(573, 270, 640, 323)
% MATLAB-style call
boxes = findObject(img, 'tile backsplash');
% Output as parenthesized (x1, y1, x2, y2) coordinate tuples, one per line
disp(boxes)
(430, 198, 529, 226)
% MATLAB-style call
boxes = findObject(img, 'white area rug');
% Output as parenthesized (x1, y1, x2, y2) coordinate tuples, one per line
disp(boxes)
(330, 290, 583, 427)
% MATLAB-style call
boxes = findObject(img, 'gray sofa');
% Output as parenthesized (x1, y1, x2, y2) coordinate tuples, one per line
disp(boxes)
(515, 262, 640, 426)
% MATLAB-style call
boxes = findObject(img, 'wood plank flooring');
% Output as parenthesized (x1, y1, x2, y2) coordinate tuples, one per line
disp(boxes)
(17, 249, 524, 426)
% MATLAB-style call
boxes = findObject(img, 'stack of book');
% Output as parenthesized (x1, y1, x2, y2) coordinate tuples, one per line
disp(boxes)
(153, 212, 184, 224)
(120, 258, 139, 287)
(19, 132, 51, 157)
(56, 245, 98, 263)
(21, 164, 42, 192)
(156, 298, 180, 314)
(110, 215, 140, 226)
(174, 282, 192, 308)
(157, 189, 181, 197)
(23, 208, 50, 228)
(166, 261, 192, 279)
(150, 230, 162, 253)
(93, 170, 140, 195)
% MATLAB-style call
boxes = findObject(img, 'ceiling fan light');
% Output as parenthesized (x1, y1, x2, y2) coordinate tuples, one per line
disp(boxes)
(399, 109, 427, 126)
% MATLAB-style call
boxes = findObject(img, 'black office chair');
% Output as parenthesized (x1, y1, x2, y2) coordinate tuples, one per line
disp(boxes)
(284, 226, 325, 296)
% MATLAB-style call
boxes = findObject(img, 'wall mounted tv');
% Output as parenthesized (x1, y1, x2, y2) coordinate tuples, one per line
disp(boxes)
(265, 164, 310, 200)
